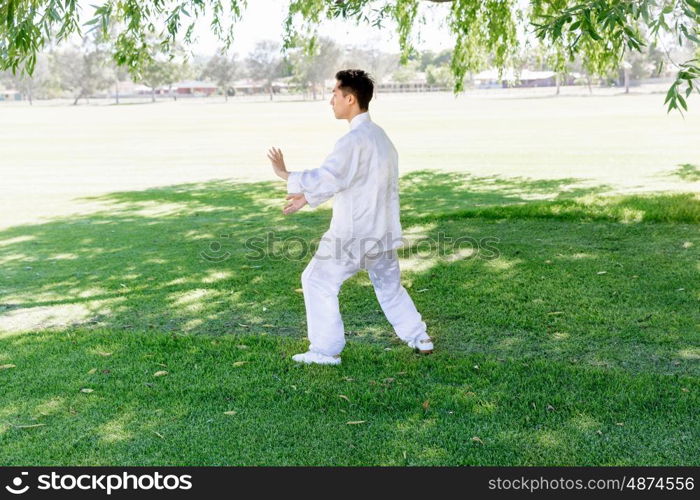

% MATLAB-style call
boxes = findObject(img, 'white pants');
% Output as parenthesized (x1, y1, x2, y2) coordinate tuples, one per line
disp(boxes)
(300, 247, 428, 357)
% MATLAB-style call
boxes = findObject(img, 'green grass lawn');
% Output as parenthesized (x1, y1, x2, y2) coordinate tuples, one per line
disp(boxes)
(1, 93, 699, 465)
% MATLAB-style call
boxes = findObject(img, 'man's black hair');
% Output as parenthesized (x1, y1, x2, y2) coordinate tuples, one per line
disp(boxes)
(335, 69, 374, 111)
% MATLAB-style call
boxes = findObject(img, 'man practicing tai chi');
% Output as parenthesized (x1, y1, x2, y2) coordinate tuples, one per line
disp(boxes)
(267, 69, 433, 365)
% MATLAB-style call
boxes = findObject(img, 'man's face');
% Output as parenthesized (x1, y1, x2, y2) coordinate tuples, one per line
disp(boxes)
(330, 81, 353, 119)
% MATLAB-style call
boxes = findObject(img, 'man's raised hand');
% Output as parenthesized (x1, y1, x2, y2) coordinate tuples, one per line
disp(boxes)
(267, 147, 289, 180)
(284, 193, 308, 215)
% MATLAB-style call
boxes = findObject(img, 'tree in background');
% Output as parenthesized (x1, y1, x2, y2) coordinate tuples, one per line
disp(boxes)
(201, 54, 238, 101)
(289, 36, 341, 99)
(246, 41, 286, 101)
(616, 41, 666, 93)
(111, 63, 130, 105)
(416, 48, 455, 89)
(419, 49, 452, 71)
(96, 23, 133, 105)
(522, 38, 569, 95)
(425, 63, 454, 89)
(138, 57, 188, 102)
(341, 47, 399, 88)
(52, 32, 114, 105)
(391, 58, 420, 84)
(134, 38, 190, 103)
(53, 49, 113, 105)
(1, 54, 57, 104)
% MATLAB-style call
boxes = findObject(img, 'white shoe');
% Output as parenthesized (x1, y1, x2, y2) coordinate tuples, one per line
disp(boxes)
(407, 337, 434, 354)
(292, 351, 341, 365)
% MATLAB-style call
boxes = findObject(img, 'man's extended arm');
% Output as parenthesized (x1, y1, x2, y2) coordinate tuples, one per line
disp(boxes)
(287, 136, 357, 208)
(270, 136, 356, 208)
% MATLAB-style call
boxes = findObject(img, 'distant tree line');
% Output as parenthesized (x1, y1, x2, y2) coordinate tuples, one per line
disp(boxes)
(1, 30, 691, 105)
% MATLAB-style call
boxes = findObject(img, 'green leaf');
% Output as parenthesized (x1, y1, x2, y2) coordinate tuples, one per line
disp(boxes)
(664, 84, 677, 104)
(686, 0, 700, 14)
(684, 31, 700, 44)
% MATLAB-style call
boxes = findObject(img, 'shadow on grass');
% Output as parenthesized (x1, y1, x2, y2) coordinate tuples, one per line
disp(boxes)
(0, 170, 698, 376)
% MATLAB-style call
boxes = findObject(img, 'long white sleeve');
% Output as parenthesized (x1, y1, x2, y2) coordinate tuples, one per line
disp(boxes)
(287, 135, 358, 208)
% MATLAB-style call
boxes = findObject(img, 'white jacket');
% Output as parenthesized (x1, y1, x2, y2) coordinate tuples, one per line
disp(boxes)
(287, 112, 403, 263)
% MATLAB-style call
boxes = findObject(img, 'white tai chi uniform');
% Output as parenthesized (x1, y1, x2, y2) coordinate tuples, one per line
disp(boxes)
(287, 112, 428, 357)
